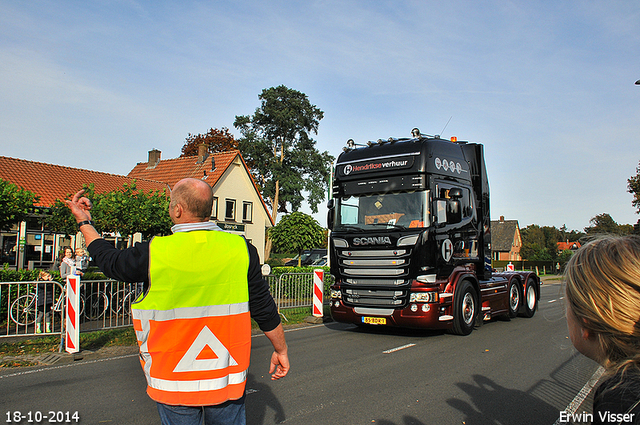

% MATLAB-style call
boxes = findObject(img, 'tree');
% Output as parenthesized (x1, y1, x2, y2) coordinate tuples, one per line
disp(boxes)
(234, 85, 334, 217)
(520, 224, 558, 262)
(44, 182, 172, 240)
(0, 178, 40, 231)
(584, 213, 631, 236)
(180, 127, 238, 157)
(90, 182, 172, 240)
(628, 161, 640, 214)
(268, 212, 325, 255)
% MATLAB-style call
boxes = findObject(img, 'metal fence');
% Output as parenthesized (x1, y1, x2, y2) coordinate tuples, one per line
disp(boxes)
(1, 271, 329, 340)
(1, 279, 141, 340)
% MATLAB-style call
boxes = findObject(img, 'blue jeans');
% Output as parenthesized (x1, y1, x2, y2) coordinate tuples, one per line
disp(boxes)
(156, 396, 246, 425)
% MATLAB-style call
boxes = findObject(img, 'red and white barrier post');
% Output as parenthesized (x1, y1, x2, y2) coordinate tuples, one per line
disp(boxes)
(313, 269, 324, 318)
(65, 275, 80, 354)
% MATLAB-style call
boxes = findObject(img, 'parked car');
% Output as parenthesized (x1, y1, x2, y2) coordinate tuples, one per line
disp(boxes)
(311, 256, 327, 266)
(284, 249, 326, 267)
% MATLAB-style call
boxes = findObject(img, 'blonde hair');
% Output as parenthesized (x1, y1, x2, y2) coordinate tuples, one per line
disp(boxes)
(564, 235, 640, 374)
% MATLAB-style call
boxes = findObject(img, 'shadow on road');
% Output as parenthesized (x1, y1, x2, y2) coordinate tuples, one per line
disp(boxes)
(323, 321, 446, 338)
(447, 374, 557, 425)
(245, 373, 286, 424)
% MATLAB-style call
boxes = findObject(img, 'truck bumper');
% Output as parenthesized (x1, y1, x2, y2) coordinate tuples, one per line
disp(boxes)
(330, 300, 453, 330)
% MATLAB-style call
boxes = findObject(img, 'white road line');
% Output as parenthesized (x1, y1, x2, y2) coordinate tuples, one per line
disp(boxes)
(552, 366, 605, 425)
(383, 343, 416, 354)
(548, 299, 557, 303)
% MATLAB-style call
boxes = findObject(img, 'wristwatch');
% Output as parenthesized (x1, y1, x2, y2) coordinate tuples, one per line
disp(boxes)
(77, 220, 94, 229)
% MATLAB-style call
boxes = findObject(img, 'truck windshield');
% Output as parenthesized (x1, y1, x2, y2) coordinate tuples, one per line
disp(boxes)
(334, 190, 430, 231)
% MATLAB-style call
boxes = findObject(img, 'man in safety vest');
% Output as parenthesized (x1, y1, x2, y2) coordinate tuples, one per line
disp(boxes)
(66, 178, 289, 425)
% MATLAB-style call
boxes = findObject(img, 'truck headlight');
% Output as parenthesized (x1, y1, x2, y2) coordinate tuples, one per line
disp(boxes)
(331, 290, 342, 299)
(409, 292, 438, 303)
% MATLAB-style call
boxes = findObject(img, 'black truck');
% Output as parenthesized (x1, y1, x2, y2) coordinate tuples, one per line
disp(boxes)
(327, 128, 539, 335)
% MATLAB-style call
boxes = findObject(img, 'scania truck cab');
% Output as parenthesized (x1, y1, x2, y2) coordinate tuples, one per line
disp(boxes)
(327, 128, 539, 335)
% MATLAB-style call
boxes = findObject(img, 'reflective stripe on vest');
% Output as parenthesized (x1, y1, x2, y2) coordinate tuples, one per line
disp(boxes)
(132, 230, 251, 406)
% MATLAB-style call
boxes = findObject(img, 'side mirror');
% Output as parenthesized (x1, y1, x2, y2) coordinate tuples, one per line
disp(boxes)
(449, 188, 463, 199)
(447, 200, 462, 224)
(327, 199, 335, 230)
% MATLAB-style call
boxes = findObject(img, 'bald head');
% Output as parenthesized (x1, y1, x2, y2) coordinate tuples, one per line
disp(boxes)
(169, 178, 213, 223)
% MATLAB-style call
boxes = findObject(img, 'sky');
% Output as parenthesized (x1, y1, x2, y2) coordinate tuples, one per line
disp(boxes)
(1, 0, 639, 232)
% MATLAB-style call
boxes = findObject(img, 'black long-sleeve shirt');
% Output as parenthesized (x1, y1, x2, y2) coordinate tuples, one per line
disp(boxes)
(87, 237, 281, 332)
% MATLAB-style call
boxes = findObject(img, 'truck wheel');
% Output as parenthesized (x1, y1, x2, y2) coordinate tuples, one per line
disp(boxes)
(452, 281, 478, 336)
(508, 279, 522, 318)
(521, 278, 538, 318)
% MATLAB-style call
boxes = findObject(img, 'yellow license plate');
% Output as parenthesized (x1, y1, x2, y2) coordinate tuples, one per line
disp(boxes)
(362, 317, 386, 325)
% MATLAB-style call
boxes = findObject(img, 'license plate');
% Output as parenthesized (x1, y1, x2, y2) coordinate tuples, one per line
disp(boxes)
(362, 317, 386, 325)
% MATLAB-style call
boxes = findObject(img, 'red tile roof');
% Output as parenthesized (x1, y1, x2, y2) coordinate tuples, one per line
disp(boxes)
(0, 156, 169, 207)
(557, 241, 581, 251)
(128, 150, 274, 225)
(127, 151, 238, 189)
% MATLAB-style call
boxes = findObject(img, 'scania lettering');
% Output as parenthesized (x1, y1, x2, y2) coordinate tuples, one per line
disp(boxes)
(327, 128, 540, 335)
(353, 237, 392, 246)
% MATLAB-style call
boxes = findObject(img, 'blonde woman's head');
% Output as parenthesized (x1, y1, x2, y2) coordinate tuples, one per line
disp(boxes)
(564, 235, 640, 371)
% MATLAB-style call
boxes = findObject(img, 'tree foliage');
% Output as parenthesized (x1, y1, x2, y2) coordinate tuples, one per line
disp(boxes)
(269, 212, 325, 254)
(180, 127, 238, 157)
(584, 213, 632, 236)
(0, 179, 40, 231)
(628, 161, 640, 214)
(234, 85, 334, 218)
(520, 224, 584, 263)
(44, 182, 172, 239)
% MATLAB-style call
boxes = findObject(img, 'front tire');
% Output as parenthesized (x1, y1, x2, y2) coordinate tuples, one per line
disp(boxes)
(452, 281, 478, 336)
(10, 294, 37, 325)
(521, 278, 538, 318)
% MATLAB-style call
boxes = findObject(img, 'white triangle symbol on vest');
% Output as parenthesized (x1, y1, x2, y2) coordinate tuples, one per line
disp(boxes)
(173, 325, 238, 373)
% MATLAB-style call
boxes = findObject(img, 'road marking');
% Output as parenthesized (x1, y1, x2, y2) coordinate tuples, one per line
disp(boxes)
(383, 343, 416, 354)
(548, 299, 557, 303)
(553, 366, 605, 425)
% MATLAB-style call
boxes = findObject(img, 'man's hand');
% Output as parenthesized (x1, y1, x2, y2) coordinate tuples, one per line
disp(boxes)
(65, 189, 101, 247)
(263, 324, 289, 380)
(65, 190, 93, 222)
(269, 350, 290, 380)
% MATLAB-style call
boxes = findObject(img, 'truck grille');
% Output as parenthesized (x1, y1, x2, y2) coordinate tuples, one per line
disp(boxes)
(338, 248, 411, 308)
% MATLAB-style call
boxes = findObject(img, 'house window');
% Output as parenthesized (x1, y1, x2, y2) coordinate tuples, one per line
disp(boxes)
(242, 202, 253, 223)
(225, 199, 236, 221)
(211, 197, 218, 220)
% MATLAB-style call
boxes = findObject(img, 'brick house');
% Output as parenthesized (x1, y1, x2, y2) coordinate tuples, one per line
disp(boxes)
(127, 146, 274, 262)
(490, 216, 522, 261)
(0, 156, 167, 270)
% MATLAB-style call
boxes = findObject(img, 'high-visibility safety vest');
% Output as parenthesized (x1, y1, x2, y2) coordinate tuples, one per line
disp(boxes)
(132, 230, 251, 406)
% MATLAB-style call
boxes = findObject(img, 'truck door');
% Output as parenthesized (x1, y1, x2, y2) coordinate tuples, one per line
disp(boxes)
(434, 182, 478, 266)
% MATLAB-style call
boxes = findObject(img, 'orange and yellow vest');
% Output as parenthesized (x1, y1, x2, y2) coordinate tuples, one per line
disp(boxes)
(132, 230, 251, 406)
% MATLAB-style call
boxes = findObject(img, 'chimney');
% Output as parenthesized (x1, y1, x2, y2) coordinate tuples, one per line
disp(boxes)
(499, 216, 505, 222)
(197, 144, 209, 164)
(147, 149, 161, 169)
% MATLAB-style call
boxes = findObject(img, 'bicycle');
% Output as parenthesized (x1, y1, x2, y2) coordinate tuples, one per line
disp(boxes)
(9, 283, 85, 326)
(109, 282, 141, 318)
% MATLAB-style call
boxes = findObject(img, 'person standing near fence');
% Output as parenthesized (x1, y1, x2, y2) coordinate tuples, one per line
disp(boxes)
(35, 270, 54, 333)
(65, 177, 289, 425)
(564, 235, 640, 424)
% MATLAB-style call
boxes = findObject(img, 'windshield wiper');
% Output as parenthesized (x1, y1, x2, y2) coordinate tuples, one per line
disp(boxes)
(368, 223, 405, 230)
(335, 225, 367, 232)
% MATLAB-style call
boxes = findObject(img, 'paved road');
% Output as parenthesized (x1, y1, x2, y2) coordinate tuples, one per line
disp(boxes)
(1, 279, 602, 425)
